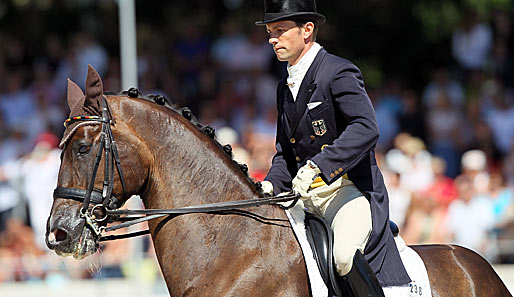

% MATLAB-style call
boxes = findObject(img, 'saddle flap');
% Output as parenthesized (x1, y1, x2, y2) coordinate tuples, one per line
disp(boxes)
(304, 212, 344, 296)
(304, 212, 401, 297)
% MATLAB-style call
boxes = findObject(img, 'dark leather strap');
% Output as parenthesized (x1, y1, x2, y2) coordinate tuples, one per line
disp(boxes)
(53, 186, 122, 210)
(53, 187, 105, 205)
(106, 193, 300, 217)
(99, 230, 150, 242)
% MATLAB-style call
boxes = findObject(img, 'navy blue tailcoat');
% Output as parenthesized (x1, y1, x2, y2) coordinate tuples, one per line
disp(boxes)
(264, 48, 411, 286)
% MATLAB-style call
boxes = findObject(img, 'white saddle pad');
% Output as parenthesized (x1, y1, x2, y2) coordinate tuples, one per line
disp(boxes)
(284, 202, 432, 297)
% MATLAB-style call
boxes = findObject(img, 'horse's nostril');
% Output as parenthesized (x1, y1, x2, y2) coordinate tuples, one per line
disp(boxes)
(54, 229, 68, 242)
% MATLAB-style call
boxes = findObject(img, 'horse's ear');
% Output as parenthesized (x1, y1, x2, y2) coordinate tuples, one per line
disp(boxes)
(67, 78, 85, 112)
(84, 64, 103, 114)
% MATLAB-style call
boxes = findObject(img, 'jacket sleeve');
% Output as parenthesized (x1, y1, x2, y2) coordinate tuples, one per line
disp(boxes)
(264, 140, 293, 195)
(311, 62, 379, 184)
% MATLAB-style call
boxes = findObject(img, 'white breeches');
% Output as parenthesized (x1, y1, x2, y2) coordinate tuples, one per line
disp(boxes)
(303, 177, 372, 276)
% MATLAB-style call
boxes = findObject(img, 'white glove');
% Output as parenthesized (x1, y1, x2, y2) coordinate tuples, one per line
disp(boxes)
(292, 160, 321, 198)
(260, 181, 274, 196)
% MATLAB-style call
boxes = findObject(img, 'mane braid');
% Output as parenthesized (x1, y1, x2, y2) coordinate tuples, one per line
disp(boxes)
(113, 88, 265, 196)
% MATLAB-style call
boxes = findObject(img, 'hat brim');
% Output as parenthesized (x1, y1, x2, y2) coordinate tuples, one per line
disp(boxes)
(255, 12, 326, 26)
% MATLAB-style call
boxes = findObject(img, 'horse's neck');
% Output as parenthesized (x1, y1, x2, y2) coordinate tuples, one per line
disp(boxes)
(149, 134, 257, 209)
(117, 98, 258, 209)
(112, 98, 309, 296)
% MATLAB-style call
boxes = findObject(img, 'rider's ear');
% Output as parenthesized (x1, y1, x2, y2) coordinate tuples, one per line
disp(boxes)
(84, 64, 103, 115)
(67, 78, 85, 113)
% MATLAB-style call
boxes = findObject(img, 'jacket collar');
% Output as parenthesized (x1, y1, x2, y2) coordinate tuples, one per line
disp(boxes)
(286, 42, 322, 100)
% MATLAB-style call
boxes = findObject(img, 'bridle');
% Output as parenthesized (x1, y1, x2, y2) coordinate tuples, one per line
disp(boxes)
(53, 95, 300, 242)
(53, 96, 127, 236)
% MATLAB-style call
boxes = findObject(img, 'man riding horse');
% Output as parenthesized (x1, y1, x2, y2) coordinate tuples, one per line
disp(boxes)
(256, 0, 411, 295)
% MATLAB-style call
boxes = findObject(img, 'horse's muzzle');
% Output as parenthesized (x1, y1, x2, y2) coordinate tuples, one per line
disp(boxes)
(46, 224, 73, 252)
(46, 212, 99, 259)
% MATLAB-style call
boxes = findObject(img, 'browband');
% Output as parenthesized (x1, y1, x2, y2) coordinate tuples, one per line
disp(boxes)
(64, 115, 105, 127)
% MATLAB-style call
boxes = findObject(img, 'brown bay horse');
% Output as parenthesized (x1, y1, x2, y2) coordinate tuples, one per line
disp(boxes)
(46, 66, 511, 297)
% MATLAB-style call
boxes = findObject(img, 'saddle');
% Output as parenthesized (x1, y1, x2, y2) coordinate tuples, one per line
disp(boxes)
(304, 212, 399, 297)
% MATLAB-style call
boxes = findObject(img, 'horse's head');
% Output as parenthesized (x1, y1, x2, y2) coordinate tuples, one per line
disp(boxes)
(46, 65, 148, 259)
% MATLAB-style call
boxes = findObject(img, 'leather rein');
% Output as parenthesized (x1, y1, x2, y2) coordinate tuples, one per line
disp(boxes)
(54, 96, 300, 242)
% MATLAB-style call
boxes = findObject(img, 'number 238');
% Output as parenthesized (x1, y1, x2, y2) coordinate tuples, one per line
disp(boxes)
(409, 283, 423, 296)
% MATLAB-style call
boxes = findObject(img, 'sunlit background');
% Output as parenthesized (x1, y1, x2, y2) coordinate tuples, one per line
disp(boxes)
(1, 0, 514, 295)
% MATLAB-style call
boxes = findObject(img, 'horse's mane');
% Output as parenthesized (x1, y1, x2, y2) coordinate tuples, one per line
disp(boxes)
(104, 88, 265, 195)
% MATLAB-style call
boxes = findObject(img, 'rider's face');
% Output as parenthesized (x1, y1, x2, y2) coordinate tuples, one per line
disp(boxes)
(266, 20, 308, 65)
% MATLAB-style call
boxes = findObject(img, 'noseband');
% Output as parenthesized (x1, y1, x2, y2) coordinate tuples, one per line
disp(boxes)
(53, 96, 126, 235)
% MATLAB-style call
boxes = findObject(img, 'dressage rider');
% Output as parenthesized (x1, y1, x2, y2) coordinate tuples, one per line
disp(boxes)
(256, 0, 411, 295)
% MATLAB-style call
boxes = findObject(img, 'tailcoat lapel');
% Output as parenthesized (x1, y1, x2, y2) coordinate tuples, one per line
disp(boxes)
(289, 48, 327, 137)
(282, 85, 296, 125)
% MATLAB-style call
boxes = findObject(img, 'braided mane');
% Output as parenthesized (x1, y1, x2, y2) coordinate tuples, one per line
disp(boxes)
(106, 88, 264, 195)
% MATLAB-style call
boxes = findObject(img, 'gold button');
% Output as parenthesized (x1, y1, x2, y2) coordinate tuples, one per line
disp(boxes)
(310, 135, 315, 140)
(321, 144, 328, 151)
(290, 138, 296, 144)
(339, 167, 343, 172)
(296, 156, 301, 162)
(330, 173, 335, 178)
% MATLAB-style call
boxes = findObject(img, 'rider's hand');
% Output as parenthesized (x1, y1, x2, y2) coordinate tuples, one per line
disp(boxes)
(292, 160, 320, 198)
(260, 181, 274, 196)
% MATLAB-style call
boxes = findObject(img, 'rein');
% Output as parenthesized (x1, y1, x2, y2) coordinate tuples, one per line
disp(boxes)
(55, 96, 300, 242)
(99, 192, 300, 241)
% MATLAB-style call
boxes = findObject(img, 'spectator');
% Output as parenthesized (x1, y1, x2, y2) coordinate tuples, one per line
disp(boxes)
(0, 113, 29, 165)
(446, 175, 495, 258)
(423, 157, 458, 209)
(452, 9, 493, 75)
(425, 91, 463, 177)
(374, 96, 400, 151)
(422, 67, 465, 109)
(386, 133, 434, 193)
(459, 99, 499, 160)
(488, 172, 514, 226)
(210, 17, 248, 73)
(397, 89, 426, 140)
(373, 80, 404, 150)
(383, 168, 411, 229)
(461, 149, 490, 195)
(0, 172, 21, 233)
(483, 88, 514, 157)
(71, 31, 110, 87)
(0, 70, 39, 145)
(172, 19, 210, 113)
(1, 132, 61, 250)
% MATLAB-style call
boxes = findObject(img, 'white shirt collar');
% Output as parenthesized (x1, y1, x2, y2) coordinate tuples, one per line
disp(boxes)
(286, 42, 322, 100)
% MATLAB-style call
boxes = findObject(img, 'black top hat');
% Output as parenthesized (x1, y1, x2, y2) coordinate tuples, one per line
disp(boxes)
(255, 0, 326, 26)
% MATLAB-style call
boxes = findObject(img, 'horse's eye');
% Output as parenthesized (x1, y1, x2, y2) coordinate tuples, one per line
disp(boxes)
(78, 145, 91, 154)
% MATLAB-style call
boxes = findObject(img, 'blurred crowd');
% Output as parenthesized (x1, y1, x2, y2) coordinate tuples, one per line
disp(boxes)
(0, 4, 514, 284)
